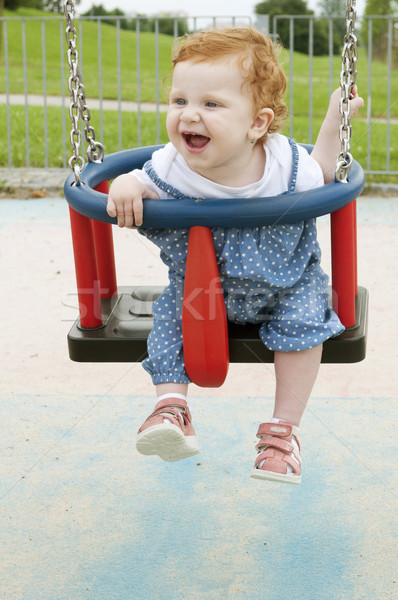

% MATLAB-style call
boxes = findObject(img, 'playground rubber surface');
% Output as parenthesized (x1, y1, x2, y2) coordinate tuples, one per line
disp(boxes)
(0, 192, 397, 599)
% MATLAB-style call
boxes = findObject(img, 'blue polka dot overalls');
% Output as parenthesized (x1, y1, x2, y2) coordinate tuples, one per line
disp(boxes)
(139, 139, 344, 384)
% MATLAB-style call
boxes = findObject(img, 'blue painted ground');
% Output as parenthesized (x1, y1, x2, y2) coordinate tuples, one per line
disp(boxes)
(1, 392, 397, 600)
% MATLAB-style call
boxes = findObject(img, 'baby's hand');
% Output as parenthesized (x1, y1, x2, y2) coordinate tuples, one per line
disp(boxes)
(107, 173, 159, 228)
(326, 85, 364, 124)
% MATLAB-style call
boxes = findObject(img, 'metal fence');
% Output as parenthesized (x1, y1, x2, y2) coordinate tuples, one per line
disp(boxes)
(268, 14, 398, 177)
(0, 14, 397, 177)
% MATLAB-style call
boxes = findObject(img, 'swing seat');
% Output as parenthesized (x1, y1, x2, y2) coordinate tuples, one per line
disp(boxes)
(64, 144, 368, 377)
(67, 284, 368, 364)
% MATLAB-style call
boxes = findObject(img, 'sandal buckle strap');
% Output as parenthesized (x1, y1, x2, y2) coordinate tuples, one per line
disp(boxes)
(257, 422, 293, 438)
(137, 397, 194, 435)
(151, 406, 191, 424)
(154, 398, 188, 413)
(254, 448, 301, 474)
(256, 436, 294, 454)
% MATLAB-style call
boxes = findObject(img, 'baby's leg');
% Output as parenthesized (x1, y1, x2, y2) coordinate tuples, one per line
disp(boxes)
(136, 283, 199, 461)
(273, 344, 323, 426)
(156, 382, 188, 397)
(251, 345, 322, 483)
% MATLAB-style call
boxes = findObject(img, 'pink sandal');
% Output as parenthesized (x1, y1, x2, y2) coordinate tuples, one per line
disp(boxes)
(250, 421, 302, 484)
(136, 398, 200, 462)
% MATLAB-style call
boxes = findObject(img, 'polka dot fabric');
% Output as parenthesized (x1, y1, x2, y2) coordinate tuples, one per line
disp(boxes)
(138, 140, 344, 384)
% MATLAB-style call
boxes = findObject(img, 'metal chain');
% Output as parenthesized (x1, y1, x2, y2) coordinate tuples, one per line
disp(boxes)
(335, 0, 358, 183)
(64, 0, 104, 184)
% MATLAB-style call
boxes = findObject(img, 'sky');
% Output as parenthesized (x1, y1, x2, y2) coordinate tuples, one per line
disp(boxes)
(76, 0, 366, 20)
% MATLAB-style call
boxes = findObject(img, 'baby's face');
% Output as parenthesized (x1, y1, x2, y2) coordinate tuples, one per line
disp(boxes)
(166, 57, 264, 185)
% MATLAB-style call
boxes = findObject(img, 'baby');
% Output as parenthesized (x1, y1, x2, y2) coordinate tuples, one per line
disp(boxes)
(107, 27, 363, 484)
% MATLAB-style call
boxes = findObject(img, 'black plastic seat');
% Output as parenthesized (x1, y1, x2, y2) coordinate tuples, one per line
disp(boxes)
(68, 285, 368, 364)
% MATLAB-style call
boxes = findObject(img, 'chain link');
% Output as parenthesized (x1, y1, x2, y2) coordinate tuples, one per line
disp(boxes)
(335, 0, 358, 183)
(64, 0, 104, 184)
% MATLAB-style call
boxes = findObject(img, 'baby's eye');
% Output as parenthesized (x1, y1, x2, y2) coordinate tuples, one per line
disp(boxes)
(206, 101, 218, 108)
(176, 98, 186, 105)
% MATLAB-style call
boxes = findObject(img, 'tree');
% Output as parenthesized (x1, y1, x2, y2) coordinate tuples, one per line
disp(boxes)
(43, 0, 71, 11)
(82, 3, 128, 28)
(148, 17, 188, 37)
(83, 5, 188, 36)
(318, 0, 347, 18)
(318, 0, 347, 53)
(3, 0, 23, 8)
(362, 0, 398, 63)
(255, 0, 331, 55)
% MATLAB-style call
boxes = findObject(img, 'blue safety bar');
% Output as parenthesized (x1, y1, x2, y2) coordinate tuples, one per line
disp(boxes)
(64, 145, 365, 228)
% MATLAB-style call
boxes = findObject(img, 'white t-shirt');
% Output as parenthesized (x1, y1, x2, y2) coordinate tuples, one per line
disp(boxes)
(132, 133, 324, 199)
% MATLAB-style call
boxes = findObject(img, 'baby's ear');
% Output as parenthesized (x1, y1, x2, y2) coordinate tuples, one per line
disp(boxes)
(250, 108, 274, 140)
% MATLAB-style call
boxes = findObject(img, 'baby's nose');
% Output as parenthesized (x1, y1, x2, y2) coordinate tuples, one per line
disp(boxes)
(180, 106, 200, 123)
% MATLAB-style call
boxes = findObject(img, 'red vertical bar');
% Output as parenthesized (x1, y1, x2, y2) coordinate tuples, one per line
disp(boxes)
(92, 181, 117, 299)
(69, 206, 103, 328)
(182, 226, 229, 387)
(330, 200, 357, 328)
(353, 200, 358, 295)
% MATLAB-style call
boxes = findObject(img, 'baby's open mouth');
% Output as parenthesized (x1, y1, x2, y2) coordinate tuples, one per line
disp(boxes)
(182, 133, 210, 150)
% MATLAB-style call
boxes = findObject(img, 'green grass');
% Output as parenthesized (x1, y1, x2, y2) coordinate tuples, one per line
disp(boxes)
(0, 105, 168, 168)
(2, 104, 396, 177)
(280, 47, 398, 120)
(1, 8, 397, 175)
(0, 9, 174, 103)
(287, 117, 398, 179)
(2, 10, 397, 113)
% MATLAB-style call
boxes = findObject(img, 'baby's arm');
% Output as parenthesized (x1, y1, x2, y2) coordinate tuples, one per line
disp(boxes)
(311, 86, 364, 184)
(107, 173, 159, 228)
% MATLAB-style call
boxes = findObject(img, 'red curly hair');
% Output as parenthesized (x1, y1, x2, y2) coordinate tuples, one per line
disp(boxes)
(171, 27, 288, 143)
